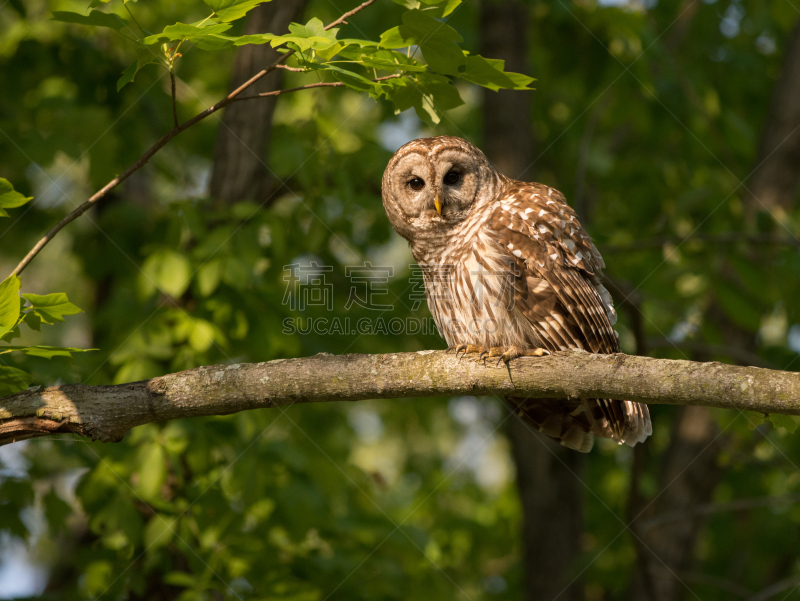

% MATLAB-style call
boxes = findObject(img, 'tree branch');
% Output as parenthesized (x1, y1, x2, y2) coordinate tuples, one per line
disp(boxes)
(1, 350, 798, 446)
(170, 71, 179, 128)
(233, 74, 402, 101)
(9, 0, 378, 278)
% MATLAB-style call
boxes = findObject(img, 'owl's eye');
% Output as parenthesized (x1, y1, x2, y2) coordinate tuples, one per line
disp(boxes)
(408, 177, 425, 191)
(443, 170, 460, 185)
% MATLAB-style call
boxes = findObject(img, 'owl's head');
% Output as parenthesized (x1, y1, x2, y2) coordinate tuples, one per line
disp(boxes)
(381, 136, 503, 241)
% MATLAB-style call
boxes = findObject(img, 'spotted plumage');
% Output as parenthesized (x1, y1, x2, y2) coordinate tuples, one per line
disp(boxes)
(381, 136, 651, 452)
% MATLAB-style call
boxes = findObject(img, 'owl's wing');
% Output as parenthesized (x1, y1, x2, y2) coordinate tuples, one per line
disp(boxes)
(486, 182, 651, 447)
(486, 182, 617, 354)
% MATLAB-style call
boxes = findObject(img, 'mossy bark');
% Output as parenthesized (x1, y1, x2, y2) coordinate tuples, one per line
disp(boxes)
(1, 350, 798, 445)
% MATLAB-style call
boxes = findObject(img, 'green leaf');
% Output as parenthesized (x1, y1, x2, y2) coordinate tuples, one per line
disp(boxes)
(745, 411, 767, 429)
(1, 325, 21, 342)
(287, 17, 338, 45)
(236, 17, 341, 52)
(316, 42, 345, 61)
(384, 74, 463, 125)
(380, 10, 464, 75)
(379, 27, 407, 49)
(146, 22, 233, 42)
(768, 414, 799, 433)
(0, 345, 95, 359)
(419, 40, 465, 74)
(144, 515, 176, 550)
(113, 358, 162, 385)
(188, 319, 218, 353)
(0, 276, 21, 340)
(306, 63, 376, 92)
(0, 365, 33, 396)
(197, 260, 223, 296)
(202, 0, 270, 22)
(51, 10, 128, 31)
(117, 61, 139, 92)
(117, 50, 161, 92)
(420, 0, 461, 17)
(459, 55, 535, 91)
(328, 66, 376, 91)
(0, 178, 32, 217)
(83, 561, 113, 597)
(22, 292, 83, 324)
(139, 250, 192, 299)
(0, 479, 34, 536)
(144, 21, 239, 51)
(136, 443, 166, 501)
(21, 311, 41, 332)
(44, 489, 73, 534)
(335, 47, 428, 72)
(240, 18, 340, 53)
(391, 0, 420, 8)
(164, 572, 198, 588)
(233, 33, 280, 46)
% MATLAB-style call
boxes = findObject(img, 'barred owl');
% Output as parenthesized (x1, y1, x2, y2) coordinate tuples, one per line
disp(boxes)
(381, 136, 651, 452)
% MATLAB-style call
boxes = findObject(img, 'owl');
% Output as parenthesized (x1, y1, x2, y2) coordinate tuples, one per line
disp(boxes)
(381, 136, 651, 452)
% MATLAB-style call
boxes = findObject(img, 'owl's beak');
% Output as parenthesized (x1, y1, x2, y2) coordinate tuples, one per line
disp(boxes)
(434, 193, 442, 216)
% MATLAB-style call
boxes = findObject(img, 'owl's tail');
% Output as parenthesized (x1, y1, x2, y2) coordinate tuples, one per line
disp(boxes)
(581, 398, 653, 447)
(507, 396, 652, 453)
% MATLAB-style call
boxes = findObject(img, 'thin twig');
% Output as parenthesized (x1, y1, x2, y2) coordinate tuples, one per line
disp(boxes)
(275, 64, 308, 72)
(123, 3, 147, 38)
(10, 0, 378, 277)
(323, 0, 374, 31)
(170, 71, 178, 128)
(233, 74, 402, 101)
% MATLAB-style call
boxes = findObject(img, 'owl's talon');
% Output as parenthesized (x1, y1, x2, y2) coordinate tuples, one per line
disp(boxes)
(494, 351, 511, 367)
(492, 347, 550, 367)
(450, 344, 486, 360)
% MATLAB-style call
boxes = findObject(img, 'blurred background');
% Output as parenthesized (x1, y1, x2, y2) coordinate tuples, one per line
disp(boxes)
(2, 0, 800, 599)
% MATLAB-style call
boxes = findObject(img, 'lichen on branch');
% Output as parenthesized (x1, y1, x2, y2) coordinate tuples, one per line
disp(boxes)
(1, 350, 798, 446)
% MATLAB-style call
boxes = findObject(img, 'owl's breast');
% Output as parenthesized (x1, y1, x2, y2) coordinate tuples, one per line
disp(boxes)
(416, 222, 523, 349)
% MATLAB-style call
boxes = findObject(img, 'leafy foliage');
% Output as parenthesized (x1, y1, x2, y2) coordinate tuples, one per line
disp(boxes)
(0, 180, 91, 394)
(49, 0, 533, 122)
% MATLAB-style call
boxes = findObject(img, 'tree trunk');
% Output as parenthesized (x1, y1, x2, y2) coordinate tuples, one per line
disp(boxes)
(480, 0, 534, 181)
(509, 418, 585, 601)
(479, 3, 585, 599)
(627, 406, 729, 601)
(208, 0, 309, 204)
(747, 18, 800, 214)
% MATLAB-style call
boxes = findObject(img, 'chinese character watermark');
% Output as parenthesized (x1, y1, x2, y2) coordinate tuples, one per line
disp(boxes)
(344, 262, 394, 311)
(282, 262, 333, 311)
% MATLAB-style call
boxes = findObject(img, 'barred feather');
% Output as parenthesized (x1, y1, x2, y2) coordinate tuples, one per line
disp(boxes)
(385, 136, 652, 452)
(417, 180, 652, 451)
